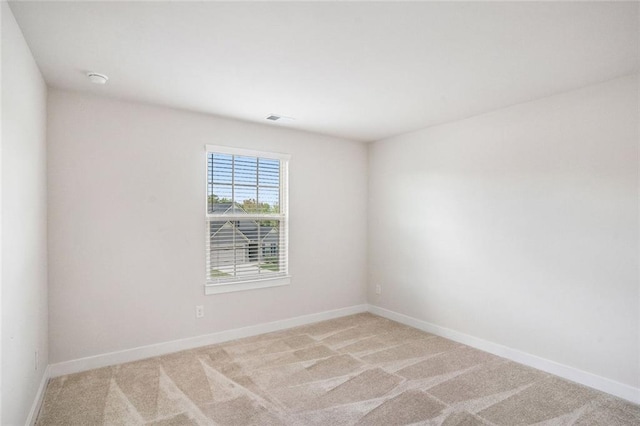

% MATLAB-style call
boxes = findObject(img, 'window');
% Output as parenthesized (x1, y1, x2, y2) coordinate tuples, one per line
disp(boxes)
(205, 145, 290, 294)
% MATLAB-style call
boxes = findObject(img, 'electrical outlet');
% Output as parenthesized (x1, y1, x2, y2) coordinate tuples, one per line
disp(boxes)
(195, 305, 204, 319)
(375, 285, 382, 295)
(35, 351, 39, 371)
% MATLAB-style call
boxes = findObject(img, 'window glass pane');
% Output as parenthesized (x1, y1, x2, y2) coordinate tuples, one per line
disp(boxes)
(208, 153, 233, 213)
(258, 221, 281, 274)
(234, 186, 258, 213)
(209, 184, 233, 213)
(258, 187, 280, 213)
(234, 156, 257, 186)
(258, 158, 280, 187)
(209, 221, 235, 279)
(210, 153, 233, 184)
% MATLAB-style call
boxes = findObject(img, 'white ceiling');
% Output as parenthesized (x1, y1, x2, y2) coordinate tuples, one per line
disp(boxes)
(9, 1, 639, 142)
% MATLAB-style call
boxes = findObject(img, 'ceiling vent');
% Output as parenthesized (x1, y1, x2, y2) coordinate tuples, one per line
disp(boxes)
(266, 114, 295, 122)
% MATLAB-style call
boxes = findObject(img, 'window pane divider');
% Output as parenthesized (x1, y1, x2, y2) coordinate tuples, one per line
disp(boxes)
(206, 214, 285, 221)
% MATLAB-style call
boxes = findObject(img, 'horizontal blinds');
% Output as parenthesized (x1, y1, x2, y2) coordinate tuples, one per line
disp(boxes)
(206, 150, 288, 285)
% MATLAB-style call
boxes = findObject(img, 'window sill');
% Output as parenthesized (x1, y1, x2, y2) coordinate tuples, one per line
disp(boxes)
(205, 276, 291, 295)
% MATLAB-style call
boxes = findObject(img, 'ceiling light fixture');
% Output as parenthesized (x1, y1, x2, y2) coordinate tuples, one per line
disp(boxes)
(87, 72, 109, 85)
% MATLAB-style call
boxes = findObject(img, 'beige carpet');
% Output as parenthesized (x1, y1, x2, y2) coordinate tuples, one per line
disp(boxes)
(37, 313, 640, 425)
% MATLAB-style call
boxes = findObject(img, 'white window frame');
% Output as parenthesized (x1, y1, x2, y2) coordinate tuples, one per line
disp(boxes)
(205, 144, 291, 295)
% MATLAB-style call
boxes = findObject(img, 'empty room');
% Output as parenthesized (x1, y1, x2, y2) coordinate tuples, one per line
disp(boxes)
(2, 1, 639, 425)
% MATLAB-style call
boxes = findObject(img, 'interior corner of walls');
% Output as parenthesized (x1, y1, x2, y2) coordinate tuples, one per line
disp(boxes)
(2, 1, 50, 423)
(25, 366, 50, 426)
(366, 76, 639, 403)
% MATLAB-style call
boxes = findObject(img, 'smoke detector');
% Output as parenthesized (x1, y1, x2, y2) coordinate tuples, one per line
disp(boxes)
(87, 72, 109, 85)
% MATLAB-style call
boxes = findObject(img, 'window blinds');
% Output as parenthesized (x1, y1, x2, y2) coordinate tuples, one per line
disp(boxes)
(205, 147, 289, 286)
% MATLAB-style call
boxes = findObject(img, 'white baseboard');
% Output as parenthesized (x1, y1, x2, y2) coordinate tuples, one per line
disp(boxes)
(48, 304, 368, 378)
(44, 303, 640, 406)
(25, 365, 50, 426)
(368, 304, 640, 405)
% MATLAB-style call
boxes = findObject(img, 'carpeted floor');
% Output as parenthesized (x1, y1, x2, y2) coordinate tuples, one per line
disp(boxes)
(37, 313, 640, 425)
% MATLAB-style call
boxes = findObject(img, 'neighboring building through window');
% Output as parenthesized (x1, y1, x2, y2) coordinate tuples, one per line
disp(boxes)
(205, 145, 290, 294)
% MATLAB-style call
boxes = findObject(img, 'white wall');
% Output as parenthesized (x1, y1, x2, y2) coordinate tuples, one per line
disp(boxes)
(369, 75, 639, 389)
(47, 89, 367, 363)
(1, 2, 49, 424)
